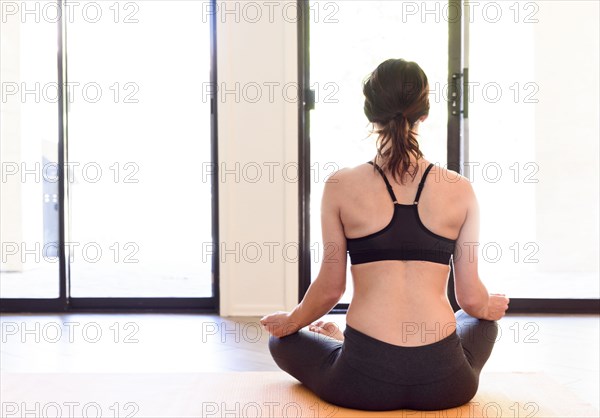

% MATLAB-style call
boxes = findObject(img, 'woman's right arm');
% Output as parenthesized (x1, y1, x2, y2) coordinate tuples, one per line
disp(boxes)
(452, 178, 509, 320)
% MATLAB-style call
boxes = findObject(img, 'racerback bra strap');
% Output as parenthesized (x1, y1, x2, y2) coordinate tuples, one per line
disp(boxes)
(367, 161, 398, 203)
(368, 161, 435, 205)
(414, 163, 435, 204)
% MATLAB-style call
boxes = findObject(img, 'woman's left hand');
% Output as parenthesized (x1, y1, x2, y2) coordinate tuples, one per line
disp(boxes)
(260, 311, 301, 338)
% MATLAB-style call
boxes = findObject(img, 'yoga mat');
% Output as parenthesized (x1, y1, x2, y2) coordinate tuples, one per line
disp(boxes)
(1, 371, 597, 417)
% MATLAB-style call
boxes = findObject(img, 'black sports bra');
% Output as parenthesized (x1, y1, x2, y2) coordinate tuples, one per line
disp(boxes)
(346, 161, 457, 266)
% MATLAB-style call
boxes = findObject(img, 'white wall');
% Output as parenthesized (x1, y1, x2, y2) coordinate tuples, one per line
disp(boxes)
(216, 2, 299, 315)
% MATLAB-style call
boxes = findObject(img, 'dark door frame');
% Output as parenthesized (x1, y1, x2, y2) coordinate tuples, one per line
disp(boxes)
(296, 0, 599, 314)
(1, 0, 219, 313)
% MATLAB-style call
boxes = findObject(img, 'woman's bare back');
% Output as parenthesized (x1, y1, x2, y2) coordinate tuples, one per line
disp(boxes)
(336, 158, 471, 347)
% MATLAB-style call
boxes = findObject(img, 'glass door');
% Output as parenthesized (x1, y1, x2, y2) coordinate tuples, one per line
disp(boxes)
(306, 1, 450, 303)
(468, 0, 599, 300)
(66, 1, 214, 299)
(1, 0, 218, 311)
(301, 0, 599, 312)
(0, 6, 61, 301)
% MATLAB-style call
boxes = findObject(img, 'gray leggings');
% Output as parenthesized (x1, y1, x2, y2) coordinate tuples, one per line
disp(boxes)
(268, 309, 498, 411)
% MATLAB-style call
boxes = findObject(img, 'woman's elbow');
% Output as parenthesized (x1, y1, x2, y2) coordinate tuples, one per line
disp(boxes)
(325, 285, 345, 303)
(323, 282, 345, 303)
(457, 297, 487, 319)
(314, 272, 345, 302)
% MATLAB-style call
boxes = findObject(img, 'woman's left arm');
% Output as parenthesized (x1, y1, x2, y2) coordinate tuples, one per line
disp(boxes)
(261, 170, 348, 337)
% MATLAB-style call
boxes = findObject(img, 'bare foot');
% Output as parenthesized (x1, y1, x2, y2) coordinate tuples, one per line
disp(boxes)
(308, 321, 345, 341)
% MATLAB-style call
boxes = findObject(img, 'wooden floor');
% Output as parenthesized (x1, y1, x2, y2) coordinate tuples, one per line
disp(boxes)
(1, 313, 598, 412)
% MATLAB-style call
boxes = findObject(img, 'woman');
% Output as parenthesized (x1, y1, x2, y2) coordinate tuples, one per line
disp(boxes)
(260, 58, 510, 411)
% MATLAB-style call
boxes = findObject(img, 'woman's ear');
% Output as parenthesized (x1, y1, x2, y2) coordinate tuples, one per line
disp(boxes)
(419, 115, 429, 123)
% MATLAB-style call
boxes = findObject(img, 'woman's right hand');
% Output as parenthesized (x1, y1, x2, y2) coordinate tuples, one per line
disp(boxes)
(483, 293, 510, 320)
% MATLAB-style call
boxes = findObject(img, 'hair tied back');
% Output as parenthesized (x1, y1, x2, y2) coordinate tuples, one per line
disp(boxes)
(362, 58, 430, 184)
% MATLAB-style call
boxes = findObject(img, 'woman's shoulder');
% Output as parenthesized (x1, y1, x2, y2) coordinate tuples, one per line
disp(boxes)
(323, 163, 371, 189)
(320, 164, 372, 208)
(427, 163, 476, 204)
(428, 163, 470, 185)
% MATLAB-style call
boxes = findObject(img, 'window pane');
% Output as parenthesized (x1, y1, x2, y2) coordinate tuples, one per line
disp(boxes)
(0, 6, 60, 298)
(309, 1, 448, 302)
(469, 1, 599, 298)
(66, 1, 213, 297)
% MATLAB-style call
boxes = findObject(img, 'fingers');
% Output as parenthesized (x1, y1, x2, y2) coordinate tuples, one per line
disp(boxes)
(308, 325, 323, 334)
(260, 312, 277, 326)
(308, 321, 330, 333)
(322, 322, 340, 333)
(260, 311, 295, 337)
(308, 321, 325, 332)
(308, 322, 340, 335)
(490, 293, 510, 305)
